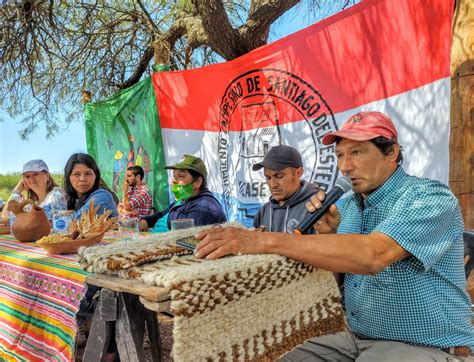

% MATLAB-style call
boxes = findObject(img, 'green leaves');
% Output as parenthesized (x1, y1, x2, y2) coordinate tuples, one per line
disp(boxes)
(1, 0, 358, 138)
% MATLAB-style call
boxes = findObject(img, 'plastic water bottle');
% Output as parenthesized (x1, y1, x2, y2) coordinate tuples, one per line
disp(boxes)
(9, 190, 22, 234)
(50, 187, 70, 234)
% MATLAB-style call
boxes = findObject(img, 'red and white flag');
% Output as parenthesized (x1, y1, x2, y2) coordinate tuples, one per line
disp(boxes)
(152, 0, 453, 224)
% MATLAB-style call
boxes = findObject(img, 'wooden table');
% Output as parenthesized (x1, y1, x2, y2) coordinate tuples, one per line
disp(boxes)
(78, 233, 348, 361)
(84, 273, 170, 361)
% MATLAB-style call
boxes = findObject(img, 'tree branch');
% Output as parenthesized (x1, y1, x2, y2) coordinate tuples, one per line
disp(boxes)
(136, 0, 161, 35)
(192, 0, 241, 59)
(242, 0, 301, 48)
(193, 0, 300, 59)
(116, 46, 154, 89)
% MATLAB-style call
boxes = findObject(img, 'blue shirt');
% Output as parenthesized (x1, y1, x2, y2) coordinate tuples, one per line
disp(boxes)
(151, 213, 170, 233)
(340, 167, 474, 348)
(71, 189, 118, 220)
(38, 190, 55, 220)
(142, 189, 226, 230)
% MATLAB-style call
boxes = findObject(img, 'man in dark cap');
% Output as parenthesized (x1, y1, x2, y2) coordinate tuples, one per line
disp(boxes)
(252, 145, 320, 233)
(195, 111, 474, 360)
(139, 155, 226, 232)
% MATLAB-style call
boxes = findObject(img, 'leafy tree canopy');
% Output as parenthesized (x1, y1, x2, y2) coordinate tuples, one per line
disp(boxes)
(0, 0, 357, 138)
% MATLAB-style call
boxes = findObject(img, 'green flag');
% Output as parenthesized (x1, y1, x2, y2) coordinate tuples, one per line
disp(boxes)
(84, 77, 169, 210)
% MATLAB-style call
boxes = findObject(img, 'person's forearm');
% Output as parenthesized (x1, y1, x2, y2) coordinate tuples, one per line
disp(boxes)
(122, 191, 131, 210)
(141, 212, 162, 228)
(2, 189, 23, 219)
(263, 232, 406, 275)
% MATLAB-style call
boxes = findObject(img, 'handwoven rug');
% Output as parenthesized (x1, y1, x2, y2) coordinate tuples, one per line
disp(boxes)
(0, 235, 90, 362)
(78, 224, 345, 361)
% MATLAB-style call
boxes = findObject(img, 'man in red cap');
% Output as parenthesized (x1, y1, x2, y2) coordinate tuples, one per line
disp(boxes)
(194, 111, 473, 360)
(321, 111, 398, 144)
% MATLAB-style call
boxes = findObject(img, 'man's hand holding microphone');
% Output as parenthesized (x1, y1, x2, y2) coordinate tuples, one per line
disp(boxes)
(294, 176, 351, 235)
(305, 191, 341, 234)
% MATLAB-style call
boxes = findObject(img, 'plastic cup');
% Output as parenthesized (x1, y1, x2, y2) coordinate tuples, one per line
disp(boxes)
(171, 218, 194, 230)
(119, 216, 139, 239)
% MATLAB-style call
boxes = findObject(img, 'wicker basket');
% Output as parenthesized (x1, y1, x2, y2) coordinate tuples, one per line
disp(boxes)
(37, 233, 105, 254)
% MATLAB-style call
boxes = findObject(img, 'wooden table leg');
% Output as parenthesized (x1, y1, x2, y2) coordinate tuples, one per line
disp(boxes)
(145, 309, 163, 361)
(115, 292, 146, 362)
(83, 288, 116, 360)
(83, 289, 164, 362)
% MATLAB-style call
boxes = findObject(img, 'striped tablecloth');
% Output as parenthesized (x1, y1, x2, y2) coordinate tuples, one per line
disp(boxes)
(0, 232, 121, 362)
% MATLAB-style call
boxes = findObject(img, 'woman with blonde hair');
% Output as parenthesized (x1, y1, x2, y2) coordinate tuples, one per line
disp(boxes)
(1, 159, 58, 220)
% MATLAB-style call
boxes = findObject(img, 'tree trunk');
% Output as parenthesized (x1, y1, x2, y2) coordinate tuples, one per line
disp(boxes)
(193, 0, 300, 60)
(450, 0, 474, 229)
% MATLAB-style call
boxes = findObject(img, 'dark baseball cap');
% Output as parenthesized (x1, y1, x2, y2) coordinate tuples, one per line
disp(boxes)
(322, 111, 398, 145)
(164, 154, 207, 178)
(252, 145, 303, 171)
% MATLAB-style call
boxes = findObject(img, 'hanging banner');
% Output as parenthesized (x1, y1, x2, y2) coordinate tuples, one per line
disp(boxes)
(84, 77, 169, 210)
(152, 0, 453, 225)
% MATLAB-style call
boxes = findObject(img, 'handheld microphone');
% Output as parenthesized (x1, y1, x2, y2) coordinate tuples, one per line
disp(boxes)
(294, 176, 352, 235)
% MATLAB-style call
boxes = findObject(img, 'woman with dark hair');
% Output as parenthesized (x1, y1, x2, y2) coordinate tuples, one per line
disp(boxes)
(139, 154, 226, 232)
(65, 153, 118, 347)
(63, 153, 118, 219)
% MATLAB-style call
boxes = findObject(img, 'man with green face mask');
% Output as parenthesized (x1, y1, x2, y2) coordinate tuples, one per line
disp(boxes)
(139, 155, 227, 232)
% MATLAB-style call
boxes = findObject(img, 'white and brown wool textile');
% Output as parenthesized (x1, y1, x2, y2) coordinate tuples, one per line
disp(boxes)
(76, 223, 226, 273)
(78, 223, 345, 361)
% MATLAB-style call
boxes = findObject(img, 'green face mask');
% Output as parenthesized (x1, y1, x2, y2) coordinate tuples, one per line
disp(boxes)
(172, 183, 194, 201)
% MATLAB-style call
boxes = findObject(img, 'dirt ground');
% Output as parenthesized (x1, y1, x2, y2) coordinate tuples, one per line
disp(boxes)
(155, 316, 174, 361)
(76, 315, 174, 361)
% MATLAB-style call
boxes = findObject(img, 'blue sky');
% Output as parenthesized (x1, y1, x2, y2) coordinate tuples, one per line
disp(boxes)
(0, 113, 87, 173)
(0, 3, 353, 174)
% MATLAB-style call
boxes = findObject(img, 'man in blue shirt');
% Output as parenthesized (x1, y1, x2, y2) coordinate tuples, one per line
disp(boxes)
(194, 111, 474, 360)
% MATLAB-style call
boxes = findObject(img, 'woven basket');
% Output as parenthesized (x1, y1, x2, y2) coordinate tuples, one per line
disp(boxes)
(37, 233, 105, 254)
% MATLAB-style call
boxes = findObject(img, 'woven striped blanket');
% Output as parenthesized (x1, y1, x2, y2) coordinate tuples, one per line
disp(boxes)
(0, 235, 89, 362)
(78, 225, 345, 361)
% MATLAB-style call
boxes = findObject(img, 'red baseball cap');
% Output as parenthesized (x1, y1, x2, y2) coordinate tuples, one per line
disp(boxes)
(322, 111, 398, 145)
